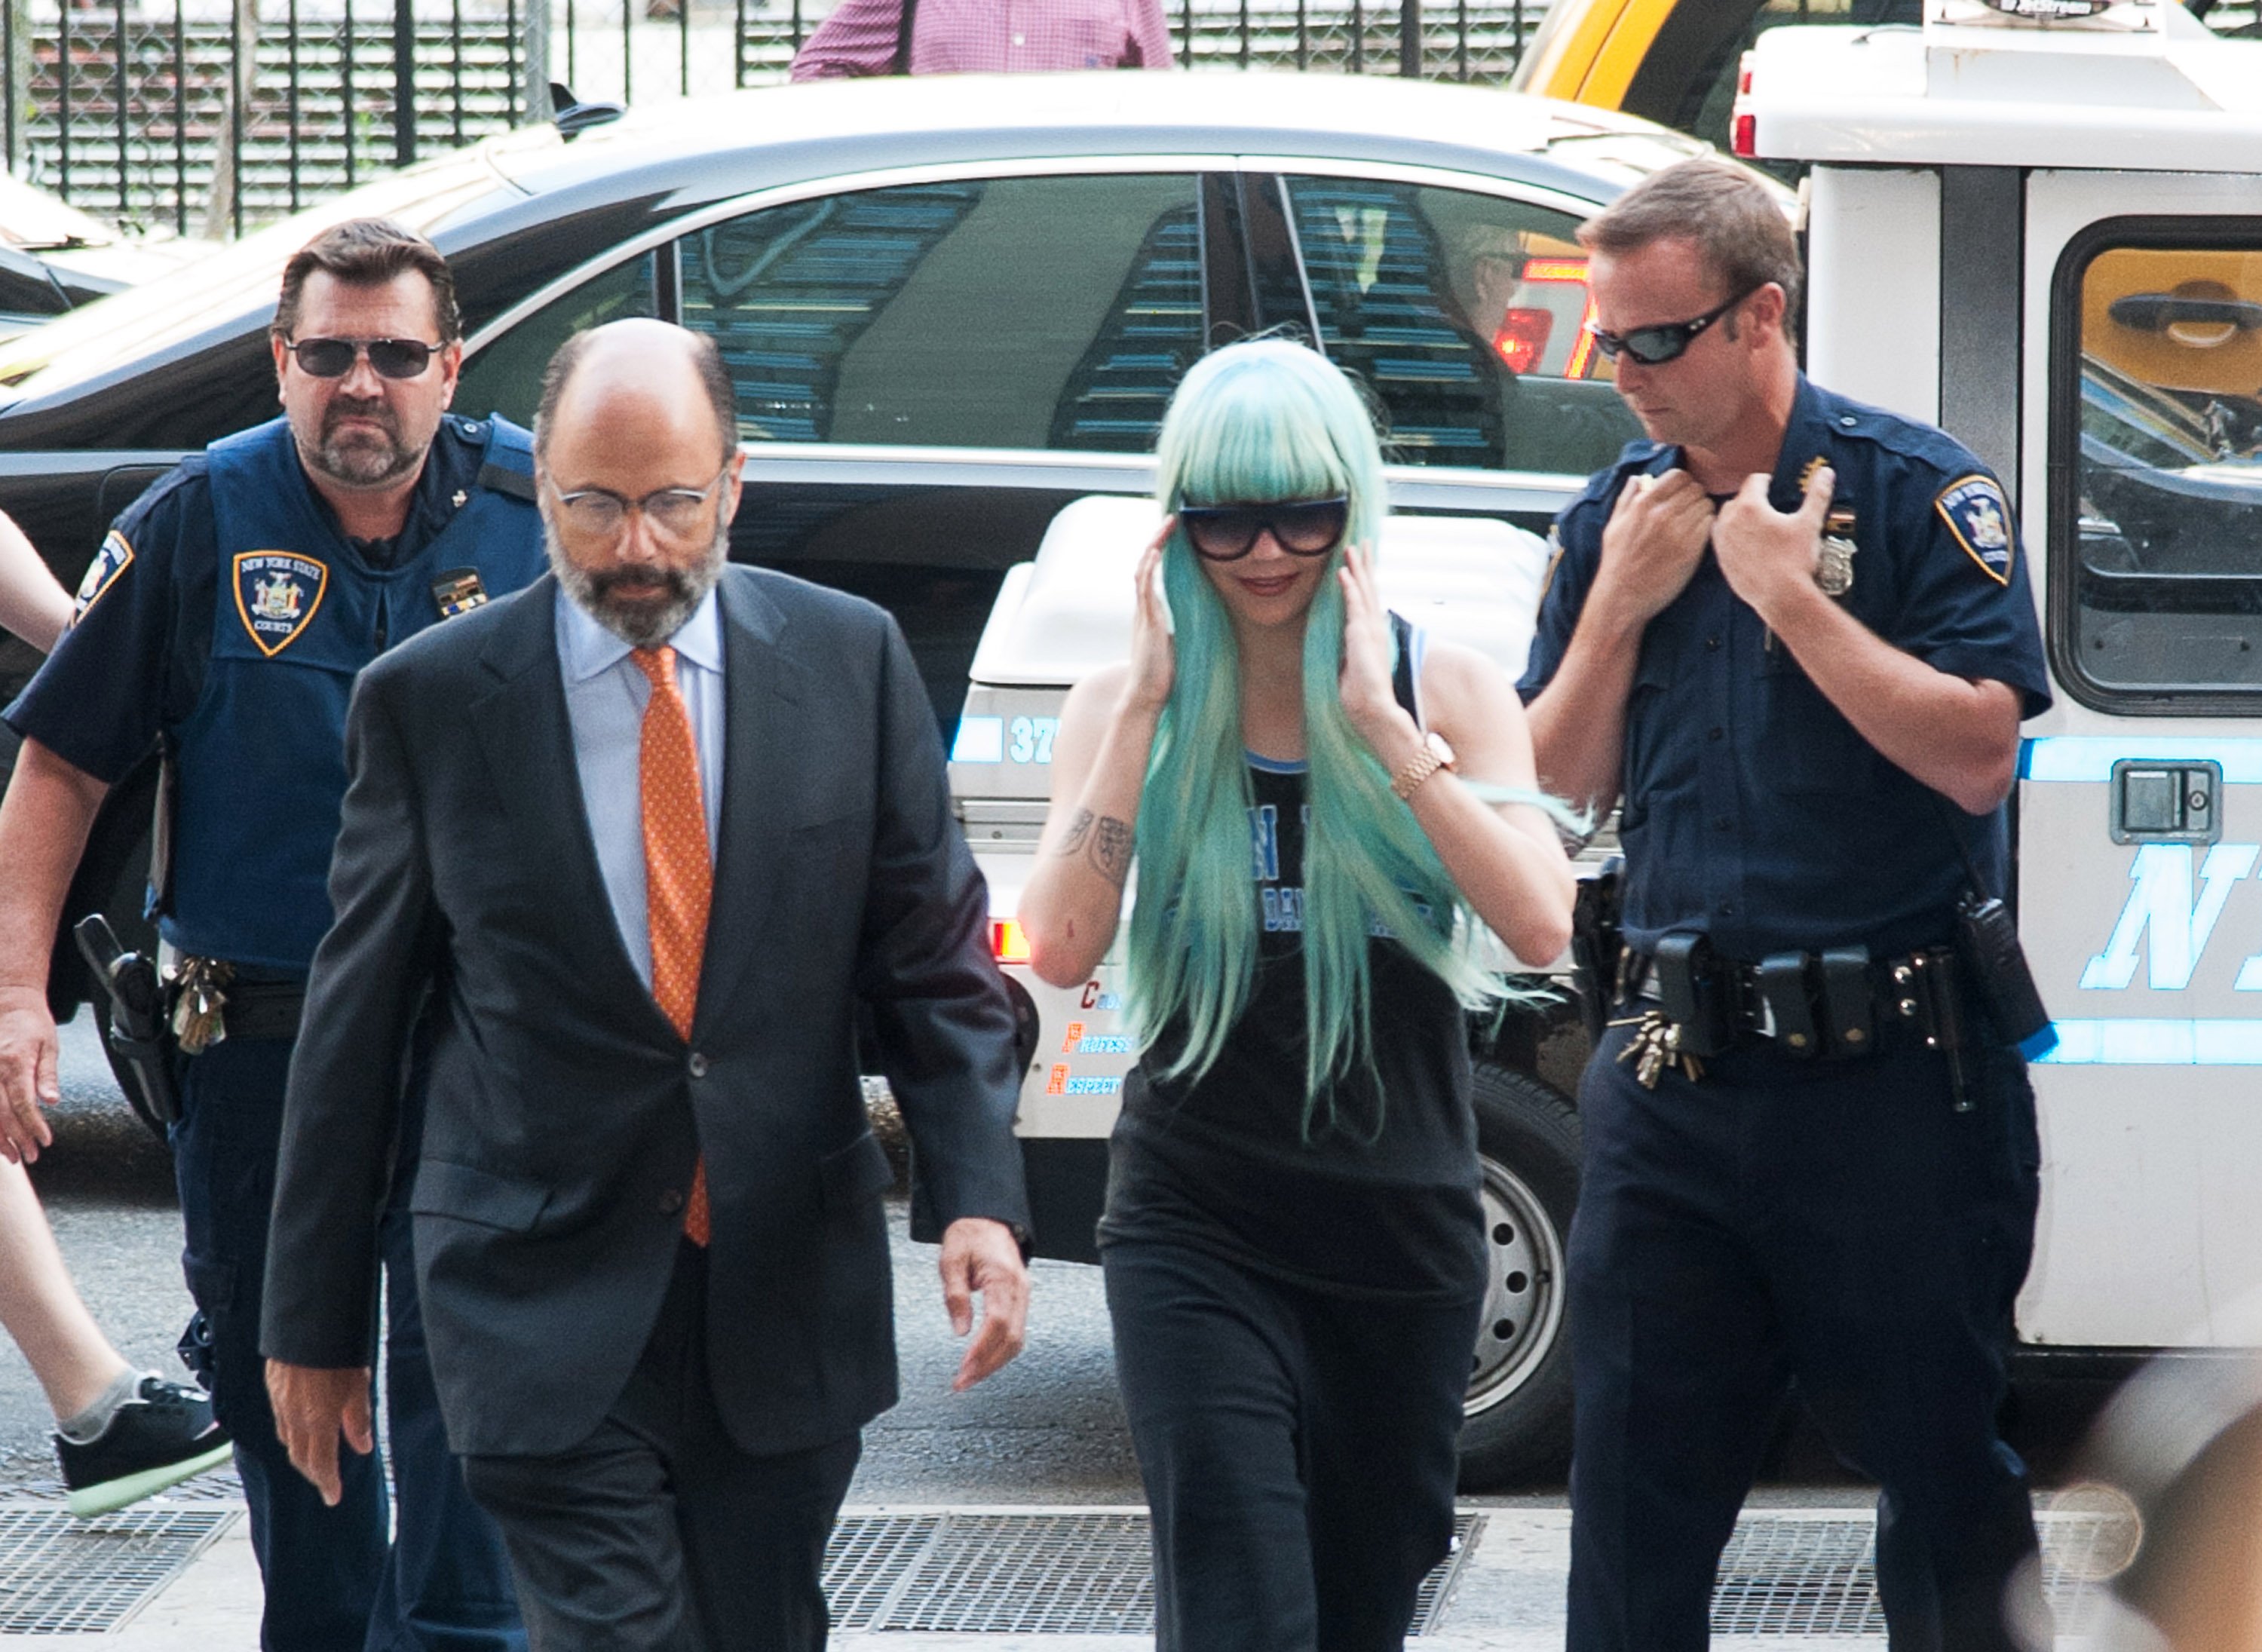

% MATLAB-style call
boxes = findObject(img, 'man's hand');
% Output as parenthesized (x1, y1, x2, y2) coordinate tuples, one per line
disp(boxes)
(1589, 470, 1717, 636)
(1714, 464, 1834, 627)
(938, 1216, 1028, 1392)
(0, 986, 58, 1165)
(265, 1360, 373, 1506)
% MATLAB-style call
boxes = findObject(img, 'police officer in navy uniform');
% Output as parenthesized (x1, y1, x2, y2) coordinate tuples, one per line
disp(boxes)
(0, 219, 538, 1652)
(1519, 160, 2053, 1651)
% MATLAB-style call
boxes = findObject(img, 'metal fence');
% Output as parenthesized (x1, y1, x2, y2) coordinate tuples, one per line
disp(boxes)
(1, 0, 1542, 234)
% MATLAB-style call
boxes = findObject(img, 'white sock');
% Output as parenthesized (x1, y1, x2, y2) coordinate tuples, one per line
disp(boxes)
(57, 1368, 148, 1444)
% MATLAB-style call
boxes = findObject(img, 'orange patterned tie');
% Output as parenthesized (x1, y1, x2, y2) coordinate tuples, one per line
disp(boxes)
(631, 646, 712, 1246)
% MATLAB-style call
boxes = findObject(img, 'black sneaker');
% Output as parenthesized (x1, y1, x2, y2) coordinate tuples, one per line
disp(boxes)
(57, 1377, 232, 1518)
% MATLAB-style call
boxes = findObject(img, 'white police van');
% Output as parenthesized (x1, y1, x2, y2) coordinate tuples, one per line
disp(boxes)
(1733, 0, 2262, 1365)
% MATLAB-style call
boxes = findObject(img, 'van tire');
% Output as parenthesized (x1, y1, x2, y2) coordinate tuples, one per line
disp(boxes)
(1458, 1062, 1580, 1490)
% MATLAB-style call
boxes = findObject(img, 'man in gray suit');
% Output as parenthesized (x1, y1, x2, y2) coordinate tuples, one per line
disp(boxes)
(260, 319, 1033, 1651)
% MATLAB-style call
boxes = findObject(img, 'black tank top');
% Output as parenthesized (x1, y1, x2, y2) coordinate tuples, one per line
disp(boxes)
(1097, 631, 1487, 1302)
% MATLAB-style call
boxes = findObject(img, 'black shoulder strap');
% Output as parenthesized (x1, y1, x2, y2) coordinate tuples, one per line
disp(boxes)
(474, 462, 537, 504)
(892, 0, 921, 72)
(1388, 611, 1419, 724)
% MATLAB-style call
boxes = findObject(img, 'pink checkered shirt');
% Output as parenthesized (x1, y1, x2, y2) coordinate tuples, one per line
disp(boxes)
(789, 0, 1175, 77)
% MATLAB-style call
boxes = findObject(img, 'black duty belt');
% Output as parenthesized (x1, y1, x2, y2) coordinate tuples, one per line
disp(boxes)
(217, 980, 305, 1042)
(1618, 934, 1963, 1065)
(170, 958, 305, 1049)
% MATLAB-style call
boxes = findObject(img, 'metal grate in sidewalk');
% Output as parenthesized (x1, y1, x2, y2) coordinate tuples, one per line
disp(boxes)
(822, 1509, 1484, 1634)
(0, 1507, 234, 1634)
(1712, 1509, 2131, 1638)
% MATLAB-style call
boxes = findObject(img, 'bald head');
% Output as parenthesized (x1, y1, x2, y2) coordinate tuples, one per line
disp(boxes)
(535, 319, 737, 469)
(536, 320, 743, 649)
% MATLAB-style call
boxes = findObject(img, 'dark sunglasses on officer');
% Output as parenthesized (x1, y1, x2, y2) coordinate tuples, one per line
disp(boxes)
(1583, 284, 1763, 368)
(282, 336, 444, 380)
(1176, 497, 1349, 562)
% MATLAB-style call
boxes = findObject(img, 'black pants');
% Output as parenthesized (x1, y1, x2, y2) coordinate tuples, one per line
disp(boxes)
(459, 1244, 861, 1652)
(173, 1034, 522, 1652)
(1565, 1017, 2045, 1652)
(1102, 1239, 1482, 1652)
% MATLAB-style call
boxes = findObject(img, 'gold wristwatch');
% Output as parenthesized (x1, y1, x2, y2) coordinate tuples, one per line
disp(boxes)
(1390, 731, 1457, 800)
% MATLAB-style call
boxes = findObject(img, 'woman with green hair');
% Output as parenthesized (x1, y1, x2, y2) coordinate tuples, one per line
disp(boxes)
(1019, 337, 1576, 1648)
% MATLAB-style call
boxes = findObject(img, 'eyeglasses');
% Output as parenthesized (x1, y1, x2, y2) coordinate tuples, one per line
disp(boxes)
(1583, 286, 1761, 367)
(283, 336, 444, 380)
(1176, 497, 1349, 562)
(547, 468, 730, 540)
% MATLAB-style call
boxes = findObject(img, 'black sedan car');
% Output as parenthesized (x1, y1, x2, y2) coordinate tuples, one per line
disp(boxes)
(0, 69, 1701, 719)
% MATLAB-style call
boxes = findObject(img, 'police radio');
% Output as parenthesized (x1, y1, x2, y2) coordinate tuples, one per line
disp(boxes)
(1930, 798, 2056, 1059)
(1955, 892, 2056, 1060)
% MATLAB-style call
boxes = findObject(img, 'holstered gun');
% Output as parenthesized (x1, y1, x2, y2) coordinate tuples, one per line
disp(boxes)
(1569, 859, 1624, 1044)
(72, 915, 178, 1131)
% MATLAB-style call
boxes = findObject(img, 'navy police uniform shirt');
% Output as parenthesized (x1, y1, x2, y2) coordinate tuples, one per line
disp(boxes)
(6, 415, 504, 786)
(1519, 375, 2052, 963)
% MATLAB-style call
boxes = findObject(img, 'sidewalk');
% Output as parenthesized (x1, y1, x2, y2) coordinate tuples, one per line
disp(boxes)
(0, 1500, 2124, 1650)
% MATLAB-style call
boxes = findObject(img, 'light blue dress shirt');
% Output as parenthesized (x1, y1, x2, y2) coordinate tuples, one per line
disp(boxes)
(555, 586, 725, 992)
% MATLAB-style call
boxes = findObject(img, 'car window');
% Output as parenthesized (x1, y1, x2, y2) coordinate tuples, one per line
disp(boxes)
(455, 252, 661, 428)
(1283, 176, 1641, 477)
(2061, 240, 2262, 702)
(676, 173, 1203, 453)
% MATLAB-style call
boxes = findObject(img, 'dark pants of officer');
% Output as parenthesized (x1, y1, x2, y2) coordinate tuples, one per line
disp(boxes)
(458, 1242, 863, 1652)
(1102, 1239, 1482, 1652)
(173, 1034, 525, 1652)
(1565, 1013, 2044, 1652)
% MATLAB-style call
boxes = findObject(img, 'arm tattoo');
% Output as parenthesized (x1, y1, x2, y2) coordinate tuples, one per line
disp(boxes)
(1055, 808, 1133, 888)
(1090, 816, 1133, 889)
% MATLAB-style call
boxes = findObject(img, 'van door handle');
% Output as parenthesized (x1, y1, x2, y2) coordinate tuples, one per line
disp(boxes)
(2109, 759, 2221, 845)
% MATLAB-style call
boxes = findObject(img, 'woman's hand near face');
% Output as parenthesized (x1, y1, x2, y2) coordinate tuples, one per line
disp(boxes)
(1123, 520, 1176, 718)
(1335, 541, 1424, 773)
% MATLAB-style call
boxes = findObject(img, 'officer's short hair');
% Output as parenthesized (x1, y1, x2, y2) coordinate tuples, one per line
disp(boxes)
(533, 327, 739, 467)
(1579, 159, 1801, 342)
(273, 218, 461, 345)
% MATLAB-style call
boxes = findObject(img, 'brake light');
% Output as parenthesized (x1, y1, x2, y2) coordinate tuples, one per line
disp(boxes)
(1564, 290, 1602, 380)
(1732, 112, 1756, 158)
(1493, 308, 1554, 375)
(1519, 256, 1589, 284)
(991, 920, 1031, 964)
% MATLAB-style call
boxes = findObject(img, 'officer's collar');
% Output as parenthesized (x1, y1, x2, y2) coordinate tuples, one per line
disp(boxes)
(1762, 375, 1834, 512)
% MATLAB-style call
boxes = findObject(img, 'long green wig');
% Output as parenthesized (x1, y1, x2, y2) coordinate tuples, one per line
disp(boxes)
(1126, 339, 1543, 1134)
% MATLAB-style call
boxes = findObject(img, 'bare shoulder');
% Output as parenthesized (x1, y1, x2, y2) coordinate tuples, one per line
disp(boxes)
(1417, 637, 1519, 719)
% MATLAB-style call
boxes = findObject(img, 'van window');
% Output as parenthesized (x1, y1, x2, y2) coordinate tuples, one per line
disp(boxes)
(1282, 176, 1641, 476)
(2061, 240, 2262, 701)
(676, 174, 1203, 453)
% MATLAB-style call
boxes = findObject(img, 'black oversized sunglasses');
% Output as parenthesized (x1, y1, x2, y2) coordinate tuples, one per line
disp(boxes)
(1176, 497, 1349, 562)
(283, 336, 443, 380)
(1583, 286, 1760, 367)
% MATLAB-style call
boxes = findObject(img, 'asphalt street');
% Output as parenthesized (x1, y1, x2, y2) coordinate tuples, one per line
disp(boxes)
(0, 1013, 1146, 1505)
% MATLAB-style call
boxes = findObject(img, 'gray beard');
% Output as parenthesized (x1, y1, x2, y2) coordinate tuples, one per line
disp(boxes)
(301, 399, 423, 490)
(545, 516, 728, 650)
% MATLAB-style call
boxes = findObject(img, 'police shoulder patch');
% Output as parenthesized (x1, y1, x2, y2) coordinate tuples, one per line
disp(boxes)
(232, 551, 329, 657)
(73, 530, 134, 621)
(1934, 474, 2015, 587)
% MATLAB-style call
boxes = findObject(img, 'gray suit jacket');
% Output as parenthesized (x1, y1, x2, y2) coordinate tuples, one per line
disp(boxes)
(261, 566, 1030, 1457)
